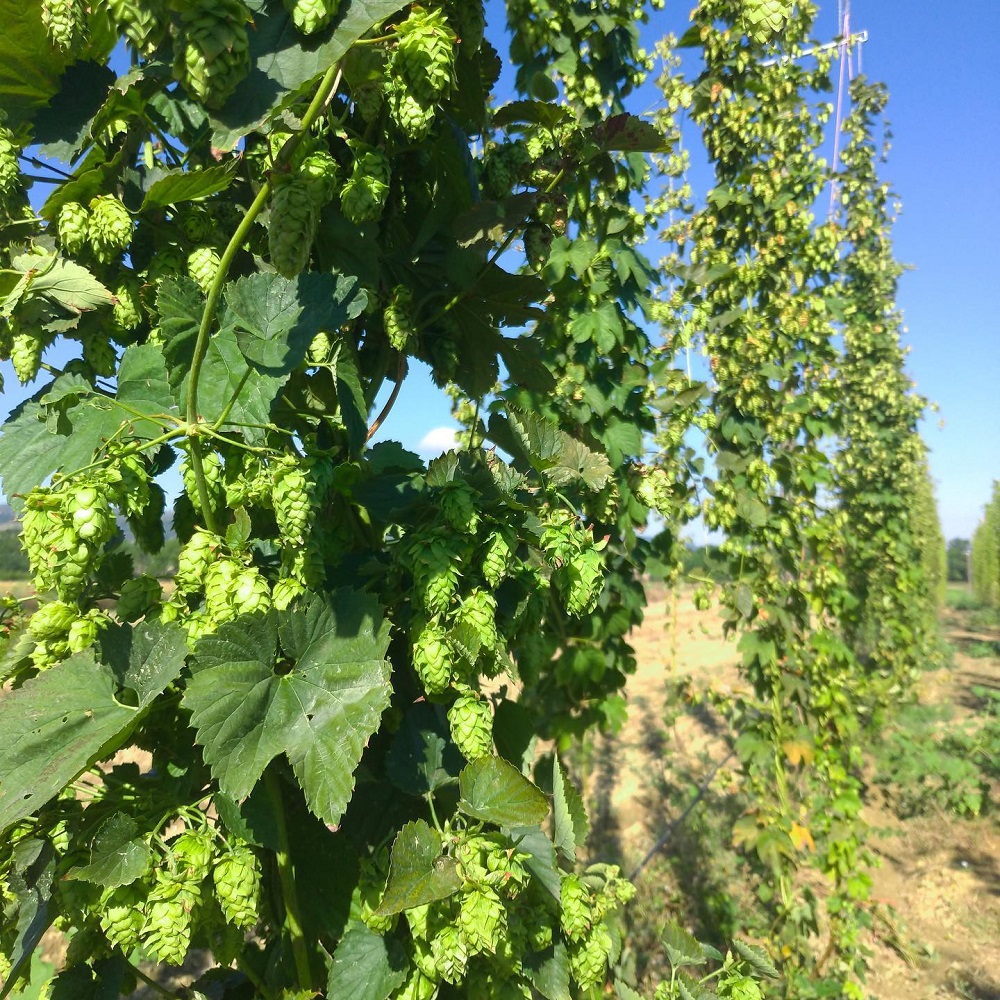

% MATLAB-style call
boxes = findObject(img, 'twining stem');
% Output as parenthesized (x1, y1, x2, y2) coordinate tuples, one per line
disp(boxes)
(184, 62, 343, 534)
(264, 769, 313, 991)
(130, 962, 180, 1000)
(365, 355, 407, 443)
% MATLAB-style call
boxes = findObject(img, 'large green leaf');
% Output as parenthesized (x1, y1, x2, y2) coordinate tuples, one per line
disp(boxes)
(139, 159, 242, 211)
(183, 591, 392, 826)
(375, 819, 462, 916)
(552, 757, 589, 865)
(10, 253, 113, 314)
(458, 756, 549, 829)
(225, 271, 366, 375)
(0, 621, 186, 834)
(209, 0, 410, 150)
(65, 813, 152, 889)
(385, 703, 463, 796)
(524, 942, 572, 1000)
(0, 839, 56, 1000)
(326, 926, 407, 1000)
(183, 325, 288, 443)
(0, 2, 70, 126)
(31, 61, 116, 162)
(0, 344, 178, 510)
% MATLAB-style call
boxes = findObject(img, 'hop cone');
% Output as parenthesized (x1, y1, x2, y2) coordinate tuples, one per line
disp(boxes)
(299, 150, 340, 205)
(340, 147, 390, 225)
(188, 245, 221, 293)
(283, 0, 339, 35)
(448, 694, 493, 760)
(100, 882, 148, 953)
(742, 0, 791, 43)
(82, 332, 117, 377)
(441, 485, 479, 535)
(108, 0, 167, 53)
(89, 195, 133, 263)
(559, 874, 592, 942)
(457, 588, 498, 651)
(0, 127, 19, 202)
(431, 923, 468, 984)
(67, 613, 100, 652)
(175, 0, 252, 109)
(269, 175, 319, 277)
(57, 201, 89, 254)
(42, 0, 87, 51)
(458, 887, 506, 955)
(117, 575, 162, 621)
(386, 77, 436, 140)
(481, 529, 512, 588)
(29, 600, 78, 641)
(213, 843, 261, 929)
(273, 459, 313, 543)
(392, 7, 457, 101)
(113, 280, 143, 332)
(143, 877, 199, 966)
(10, 330, 43, 384)
(569, 924, 613, 990)
(384, 285, 416, 352)
(230, 567, 271, 615)
(413, 620, 452, 694)
(524, 221, 553, 272)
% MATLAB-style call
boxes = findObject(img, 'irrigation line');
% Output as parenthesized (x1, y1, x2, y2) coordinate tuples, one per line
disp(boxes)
(629, 749, 736, 882)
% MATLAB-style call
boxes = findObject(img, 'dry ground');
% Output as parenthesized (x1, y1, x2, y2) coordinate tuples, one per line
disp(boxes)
(588, 582, 1000, 1000)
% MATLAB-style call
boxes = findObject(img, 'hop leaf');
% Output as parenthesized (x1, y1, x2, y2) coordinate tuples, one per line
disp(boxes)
(448, 694, 493, 760)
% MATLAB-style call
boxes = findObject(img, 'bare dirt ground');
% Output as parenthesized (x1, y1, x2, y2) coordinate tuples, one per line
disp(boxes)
(587, 583, 1000, 1000)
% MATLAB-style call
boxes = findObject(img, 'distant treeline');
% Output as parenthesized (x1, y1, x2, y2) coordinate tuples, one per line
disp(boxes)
(645, 539, 730, 582)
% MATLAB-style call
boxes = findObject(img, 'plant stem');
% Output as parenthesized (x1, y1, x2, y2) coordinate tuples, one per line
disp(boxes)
(264, 769, 313, 992)
(184, 62, 343, 532)
(365, 355, 407, 443)
(130, 962, 181, 999)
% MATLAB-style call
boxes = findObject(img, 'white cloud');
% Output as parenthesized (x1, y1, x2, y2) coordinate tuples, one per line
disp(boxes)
(418, 426, 459, 454)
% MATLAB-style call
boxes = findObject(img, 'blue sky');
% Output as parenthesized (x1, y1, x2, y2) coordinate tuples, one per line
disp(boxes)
(2, 1, 996, 540)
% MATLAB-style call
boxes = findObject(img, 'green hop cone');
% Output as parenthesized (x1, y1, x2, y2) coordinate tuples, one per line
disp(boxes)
(273, 460, 313, 544)
(68, 483, 113, 542)
(340, 147, 390, 225)
(176, 529, 219, 591)
(82, 332, 117, 377)
(386, 76, 436, 140)
(188, 245, 221, 293)
(272, 575, 305, 610)
(569, 923, 613, 991)
(170, 829, 215, 882)
(113, 280, 144, 332)
(67, 612, 100, 653)
(269, 174, 319, 277)
(456, 588, 498, 651)
(440, 485, 479, 535)
(214, 843, 261, 929)
(430, 922, 468, 983)
(231, 567, 271, 616)
(559, 874, 592, 942)
(299, 150, 340, 206)
(117, 575, 162, 622)
(481, 529, 513, 589)
(523, 221, 553, 272)
(175, 0, 252, 109)
(413, 620, 452, 694)
(143, 877, 200, 966)
(448, 694, 493, 760)
(29, 601, 78, 641)
(100, 881, 148, 953)
(10, 329, 43, 384)
(392, 6, 457, 102)
(89, 195, 133, 263)
(41, 0, 87, 51)
(108, 0, 167, 53)
(204, 557, 241, 624)
(458, 886, 506, 955)
(283, 0, 339, 35)
(57, 201, 89, 254)
(742, 0, 791, 43)
(397, 969, 437, 1000)
(384, 285, 416, 352)
(0, 127, 20, 200)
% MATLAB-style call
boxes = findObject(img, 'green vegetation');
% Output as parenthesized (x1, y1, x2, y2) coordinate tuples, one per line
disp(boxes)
(0, 1, 966, 999)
